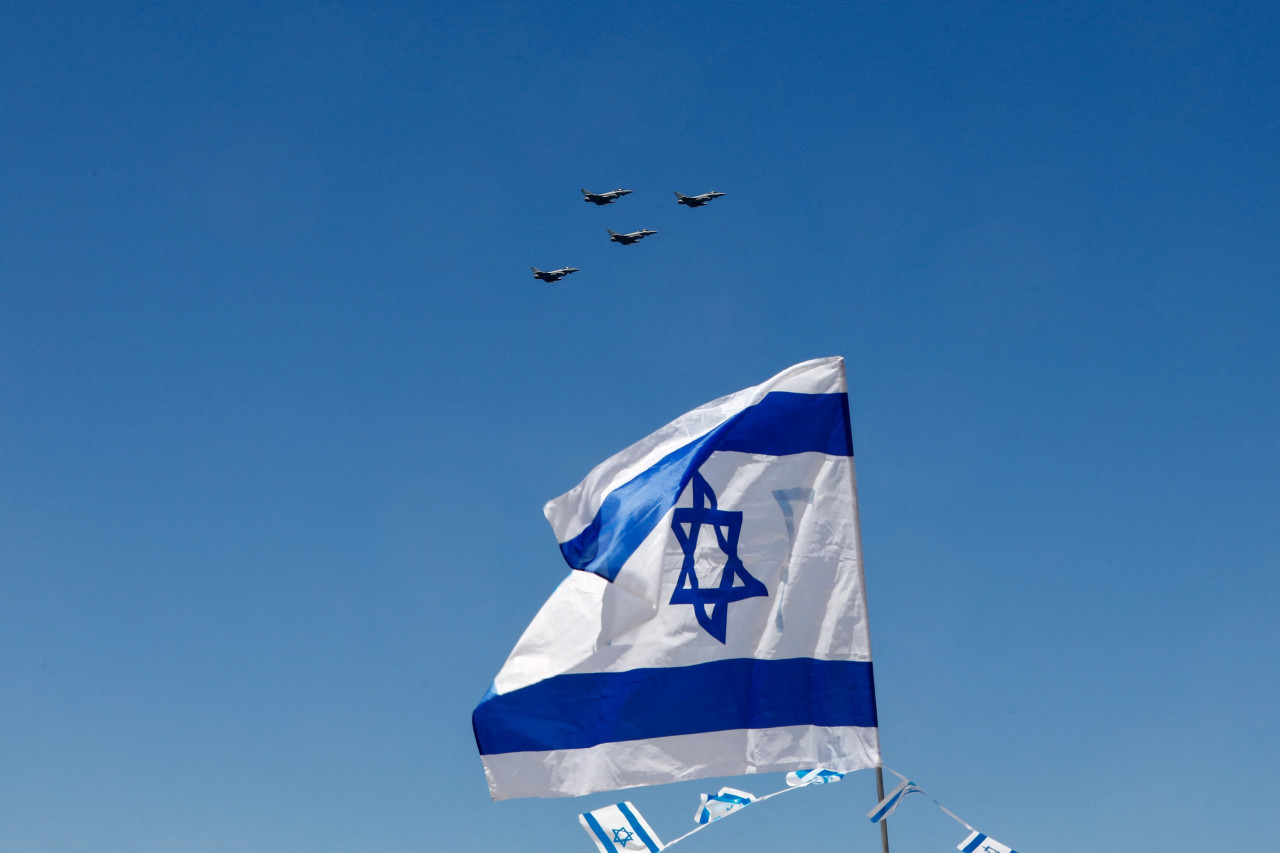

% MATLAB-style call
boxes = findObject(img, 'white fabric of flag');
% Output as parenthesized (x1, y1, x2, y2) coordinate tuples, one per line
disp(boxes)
(958, 831, 1019, 853)
(695, 787, 756, 824)
(867, 778, 926, 823)
(785, 768, 846, 787)
(579, 802, 664, 853)
(473, 358, 880, 799)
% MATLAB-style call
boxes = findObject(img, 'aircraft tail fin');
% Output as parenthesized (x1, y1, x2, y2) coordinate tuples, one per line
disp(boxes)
(531, 266, 541, 273)
(607, 229, 618, 236)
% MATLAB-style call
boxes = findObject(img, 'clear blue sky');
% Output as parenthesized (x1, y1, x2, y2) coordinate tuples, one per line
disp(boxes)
(2, 2, 1277, 851)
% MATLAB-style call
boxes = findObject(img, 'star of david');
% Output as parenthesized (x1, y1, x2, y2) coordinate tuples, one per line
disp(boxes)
(611, 827, 635, 845)
(669, 471, 767, 643)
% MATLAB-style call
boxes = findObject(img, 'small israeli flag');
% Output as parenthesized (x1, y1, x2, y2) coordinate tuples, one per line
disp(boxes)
(958, 830, 1019, 853)
(867, 778, 925, 823)
(695, 787, 755, 824)
(579, 802, 664, 852)
(785, 768, 846, 787)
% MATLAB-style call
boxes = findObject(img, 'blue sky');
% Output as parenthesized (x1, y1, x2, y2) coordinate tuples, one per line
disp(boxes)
(2, 2, 1278, 851)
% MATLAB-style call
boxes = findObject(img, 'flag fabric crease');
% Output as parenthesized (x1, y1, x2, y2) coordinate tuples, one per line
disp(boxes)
(473, 357, 880, 799)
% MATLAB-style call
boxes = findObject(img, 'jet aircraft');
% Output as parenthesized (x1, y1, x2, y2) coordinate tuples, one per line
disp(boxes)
(674, 190, 726, 207)
(531, 266, 580, 282)
(608, 228, 657, 245)
(581, 188, 633, 205)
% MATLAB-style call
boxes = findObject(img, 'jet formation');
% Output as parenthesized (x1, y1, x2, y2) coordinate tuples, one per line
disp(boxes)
(531, 266, 579, 283)
(608, 228, 657, 245)
(581, 188, 633, 205)
(533, 188, 725, 281)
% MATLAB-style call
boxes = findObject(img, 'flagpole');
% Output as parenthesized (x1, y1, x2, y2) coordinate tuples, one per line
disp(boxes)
(875, 766, 891, 853)
(843, 372, 889, 853)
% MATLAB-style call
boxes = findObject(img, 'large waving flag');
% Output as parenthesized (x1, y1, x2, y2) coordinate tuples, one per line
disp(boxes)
(473, 357, 880, 799)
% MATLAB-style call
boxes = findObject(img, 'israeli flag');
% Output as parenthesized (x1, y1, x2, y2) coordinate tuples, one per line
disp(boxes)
(867, 778, 926, 823)
(785, 768, 846, 787)
(579, 802, 664, 852)
(474, 358, 880, 799)
(695, 787, 756, 824)
(958, 831, 1019, 853)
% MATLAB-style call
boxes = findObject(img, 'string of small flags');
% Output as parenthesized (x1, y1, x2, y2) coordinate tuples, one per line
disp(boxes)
(577, 767, 1020, 853)
(868, 769, 1020, 853)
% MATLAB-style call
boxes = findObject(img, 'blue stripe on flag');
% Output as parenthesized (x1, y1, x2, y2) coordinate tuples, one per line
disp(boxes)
(962, 833, 988, 853)
(617, 802, 660, 852)
(715, 392, 853, 457)
(559, 392, 853, 581)
(473, 657, 877, 755)
(582, 812, 616, 850)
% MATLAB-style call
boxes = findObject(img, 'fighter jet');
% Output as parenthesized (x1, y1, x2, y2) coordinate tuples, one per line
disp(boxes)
(581, 188, 633, 205)
(674, 190, 726, 207)
(531, 266, 580, 282)
(608, 228, 657, 245)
